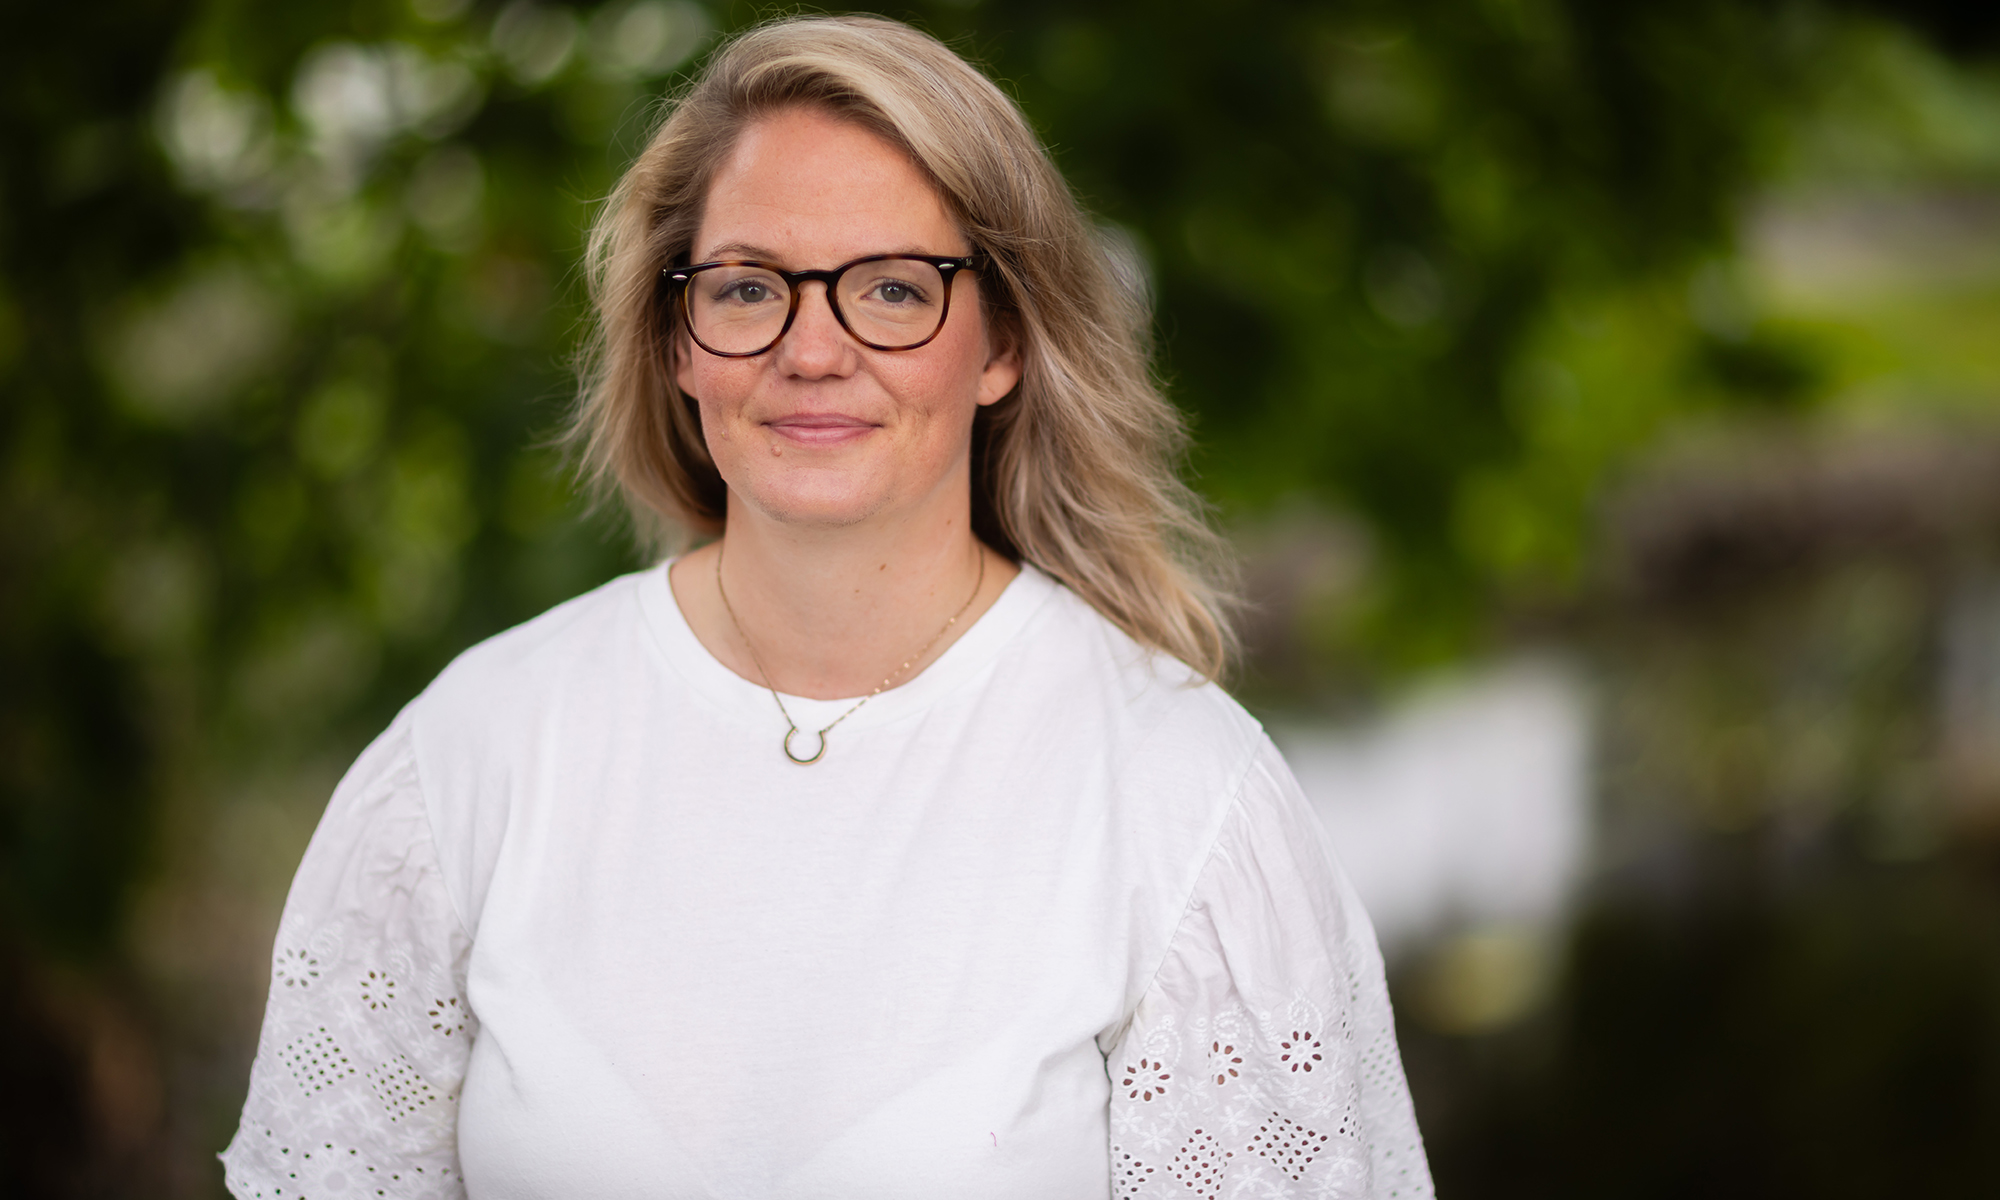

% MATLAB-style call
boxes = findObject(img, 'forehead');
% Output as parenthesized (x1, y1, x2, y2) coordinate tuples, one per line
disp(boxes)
(694, 106, 964, 264)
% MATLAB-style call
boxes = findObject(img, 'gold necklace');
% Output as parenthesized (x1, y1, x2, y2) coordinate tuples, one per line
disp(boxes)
(715, 543, 987, 765)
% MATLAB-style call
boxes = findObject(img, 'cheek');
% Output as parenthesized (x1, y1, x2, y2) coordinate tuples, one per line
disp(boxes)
(677, 355, 754, 441)
(878, 360, 971, 416)
(901, 332, 993, 414)
(674, 338, 720, 406)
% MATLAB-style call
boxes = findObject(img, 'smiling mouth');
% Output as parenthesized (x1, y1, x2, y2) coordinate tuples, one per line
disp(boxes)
(766, 413, 879, 445)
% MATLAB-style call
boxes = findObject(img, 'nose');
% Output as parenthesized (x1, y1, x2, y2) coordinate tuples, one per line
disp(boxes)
(772, 280, 855, 377)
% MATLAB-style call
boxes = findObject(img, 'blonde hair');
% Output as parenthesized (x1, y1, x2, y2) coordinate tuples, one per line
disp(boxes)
(570, 14, 1238, 679)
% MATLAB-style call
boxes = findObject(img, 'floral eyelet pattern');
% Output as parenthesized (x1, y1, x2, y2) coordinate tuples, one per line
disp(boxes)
(1109, 990, 1431, 1199)
(224, 1125, 461, 1199)
(275, 947, 320, 989)
(1169, 1129, 1229, 1197)
(1280, 1029, 1324, 1073)
(221, 730, 478, 1200)
(1251, 1112, 1333, 1181)
(1114, 1148, 1157, 1194)
(1121, 1057, 1171, 1102)
(366, 1053, 451, 1123)
(360, 969, 398, 1010)
(1208, 1040, 1243, 1086)
(278, 1028, 355, 1096)
(429, 996, 467, 1037)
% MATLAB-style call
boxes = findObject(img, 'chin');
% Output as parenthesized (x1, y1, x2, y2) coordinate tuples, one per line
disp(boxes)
(734, 469, 891, 529)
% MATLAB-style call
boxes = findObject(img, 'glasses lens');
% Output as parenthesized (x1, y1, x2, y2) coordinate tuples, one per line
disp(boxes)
(838, 258, 950, 349)
(686, 264, 791, 353)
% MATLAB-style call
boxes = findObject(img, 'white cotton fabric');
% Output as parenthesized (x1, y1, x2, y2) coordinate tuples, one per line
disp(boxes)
(222, 563, 1432, 1200)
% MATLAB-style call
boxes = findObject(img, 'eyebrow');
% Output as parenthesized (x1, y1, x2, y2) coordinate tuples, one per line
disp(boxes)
(701, 241, 783, 261)
(694, 242, 971, 264)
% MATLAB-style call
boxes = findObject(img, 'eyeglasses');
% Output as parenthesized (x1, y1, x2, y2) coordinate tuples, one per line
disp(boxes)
(661, 253, 988, 357)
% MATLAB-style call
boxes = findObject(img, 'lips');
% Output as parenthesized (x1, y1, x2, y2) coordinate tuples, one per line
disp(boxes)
(765, 412, 878, 445)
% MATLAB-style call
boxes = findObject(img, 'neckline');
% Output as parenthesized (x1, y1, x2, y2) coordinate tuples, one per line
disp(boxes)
(636, 556, 1060, 734)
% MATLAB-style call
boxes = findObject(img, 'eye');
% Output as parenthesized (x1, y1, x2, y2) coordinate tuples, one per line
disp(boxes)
(717, 279, 776, 305)
(866, 278, 929, 305)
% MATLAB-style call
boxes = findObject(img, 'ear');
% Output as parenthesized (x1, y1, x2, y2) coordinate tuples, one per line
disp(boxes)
(976, 319, 1022, 408)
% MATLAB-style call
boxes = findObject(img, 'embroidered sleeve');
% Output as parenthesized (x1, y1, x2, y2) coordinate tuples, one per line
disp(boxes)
(220, 713, 476, 1200)
(1108, 740, 1433, 1200)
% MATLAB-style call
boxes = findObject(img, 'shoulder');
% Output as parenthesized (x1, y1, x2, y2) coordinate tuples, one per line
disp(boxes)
(999, 568, 1268, 811)
(1022, 569, 1260, 737)
(393, 570, 658, 925)
(416, 569, 650, 713)
(402, 568, 659, 773)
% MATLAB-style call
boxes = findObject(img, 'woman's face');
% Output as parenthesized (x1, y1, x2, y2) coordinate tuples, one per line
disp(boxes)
(676, 106, 1020, 532)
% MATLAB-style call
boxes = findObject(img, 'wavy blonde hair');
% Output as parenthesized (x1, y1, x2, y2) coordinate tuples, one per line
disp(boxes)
(570, 14, 1238, 678)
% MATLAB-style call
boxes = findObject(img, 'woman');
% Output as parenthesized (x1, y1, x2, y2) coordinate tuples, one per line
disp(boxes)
(223, 15, 1430, 1199)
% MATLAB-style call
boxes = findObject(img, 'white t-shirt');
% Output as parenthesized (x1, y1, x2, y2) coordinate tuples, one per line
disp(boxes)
(222, 563, 1432, 1199)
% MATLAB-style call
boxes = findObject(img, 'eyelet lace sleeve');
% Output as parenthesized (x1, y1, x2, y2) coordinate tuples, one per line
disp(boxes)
(221, 714, 476, 1199)
(1108, 740, 1433, 1200)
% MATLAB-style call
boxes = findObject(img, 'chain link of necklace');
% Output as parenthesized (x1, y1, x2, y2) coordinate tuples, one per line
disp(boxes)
(715, 543, 987, 765)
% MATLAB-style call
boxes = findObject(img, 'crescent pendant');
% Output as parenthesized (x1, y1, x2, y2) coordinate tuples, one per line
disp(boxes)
(783, 727, 829, 765)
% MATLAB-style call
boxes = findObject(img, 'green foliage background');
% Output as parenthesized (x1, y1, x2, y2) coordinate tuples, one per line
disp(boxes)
(4, 0, 1999, 1194)
(0, 0, 1810, 947)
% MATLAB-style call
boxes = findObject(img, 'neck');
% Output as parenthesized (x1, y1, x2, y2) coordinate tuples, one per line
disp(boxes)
(671, 490, 1016, 700)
